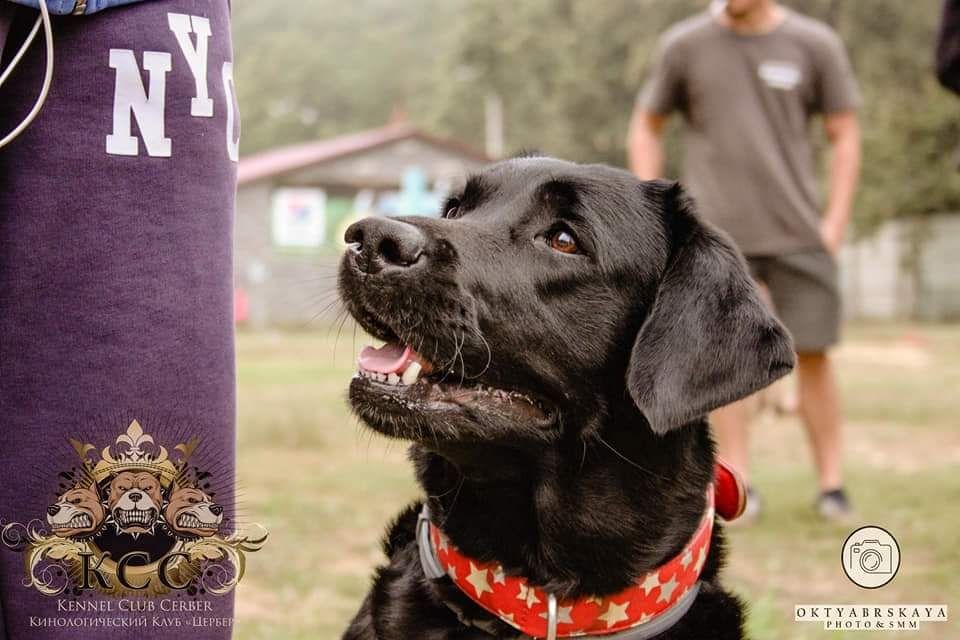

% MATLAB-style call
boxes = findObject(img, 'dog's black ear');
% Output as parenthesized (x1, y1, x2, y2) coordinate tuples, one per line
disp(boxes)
(627, 182, 795, 434)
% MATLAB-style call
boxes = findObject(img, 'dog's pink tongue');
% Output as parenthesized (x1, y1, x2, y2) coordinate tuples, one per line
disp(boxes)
(358, 343, 414, 374)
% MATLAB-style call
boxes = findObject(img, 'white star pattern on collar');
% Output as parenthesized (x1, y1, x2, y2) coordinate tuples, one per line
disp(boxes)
(639, 572, 661, 596)
(466, 562, 493, 597)
(694, 544, 707, 573)
(656, 576, 678, 604)
(517, 583, 541, 608)
(598, 600, 631, 628)
(496, 609, 516, 623)
(539, 605, 574, 625)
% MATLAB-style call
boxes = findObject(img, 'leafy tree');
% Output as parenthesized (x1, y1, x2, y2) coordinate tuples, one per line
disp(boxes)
(233, 0, 960, 233)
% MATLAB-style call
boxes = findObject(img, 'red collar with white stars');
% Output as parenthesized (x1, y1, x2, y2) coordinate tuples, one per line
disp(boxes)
(423, 461, 744, 639)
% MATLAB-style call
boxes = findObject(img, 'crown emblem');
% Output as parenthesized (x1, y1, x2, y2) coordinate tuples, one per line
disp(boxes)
(74, 420, 191, 488)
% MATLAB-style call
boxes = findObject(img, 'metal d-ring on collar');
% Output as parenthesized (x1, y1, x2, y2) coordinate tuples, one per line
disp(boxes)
(417, 504, 701, 640)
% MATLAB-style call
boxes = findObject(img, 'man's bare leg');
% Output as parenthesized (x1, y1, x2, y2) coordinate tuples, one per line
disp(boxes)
(712, 397, 760, 520)
(796, 351, 844, 491)
(711, 398, 753, 483)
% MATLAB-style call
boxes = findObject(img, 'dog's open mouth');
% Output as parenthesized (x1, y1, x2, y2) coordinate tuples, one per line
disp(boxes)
(114, 508, 156, 528)
(53, 513, 93, 530)
(353, 342, 549, 422)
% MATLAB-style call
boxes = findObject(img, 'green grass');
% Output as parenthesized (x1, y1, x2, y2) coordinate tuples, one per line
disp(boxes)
(233, 324, 960, 639)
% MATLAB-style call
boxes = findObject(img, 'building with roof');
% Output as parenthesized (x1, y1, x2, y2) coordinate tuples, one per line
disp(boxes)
(235, 124, 490, 327)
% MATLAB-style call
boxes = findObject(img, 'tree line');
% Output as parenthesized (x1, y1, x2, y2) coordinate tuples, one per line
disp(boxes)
(233, 0, 960, 234)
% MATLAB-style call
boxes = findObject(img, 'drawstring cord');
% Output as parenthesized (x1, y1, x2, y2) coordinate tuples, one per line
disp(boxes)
(0, 0, 54, 149)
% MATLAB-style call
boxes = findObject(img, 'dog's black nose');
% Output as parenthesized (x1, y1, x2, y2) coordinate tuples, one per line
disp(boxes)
(47, 505, 60, 516)
(344, 216, 426, 274)
(209, 504, 223, 516)
(128, 492, 142, 503)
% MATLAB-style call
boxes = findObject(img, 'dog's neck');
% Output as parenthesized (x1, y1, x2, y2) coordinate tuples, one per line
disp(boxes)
(412, 407, 714, 599)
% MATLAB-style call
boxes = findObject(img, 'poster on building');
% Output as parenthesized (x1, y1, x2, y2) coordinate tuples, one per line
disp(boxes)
(271, 187, 327, 249)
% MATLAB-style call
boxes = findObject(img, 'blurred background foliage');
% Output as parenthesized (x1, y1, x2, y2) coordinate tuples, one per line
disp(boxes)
(233, 0, 960, 235)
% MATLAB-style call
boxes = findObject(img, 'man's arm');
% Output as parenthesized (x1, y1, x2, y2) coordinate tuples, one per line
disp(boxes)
(628, 109, 669, 180)
(820, 111, 861, 255)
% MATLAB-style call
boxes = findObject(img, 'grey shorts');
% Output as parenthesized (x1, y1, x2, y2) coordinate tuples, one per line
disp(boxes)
(746, 249, 841, 353)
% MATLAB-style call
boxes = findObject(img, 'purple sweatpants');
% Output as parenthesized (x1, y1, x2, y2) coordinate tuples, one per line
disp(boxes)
(0, 1, 239, 637)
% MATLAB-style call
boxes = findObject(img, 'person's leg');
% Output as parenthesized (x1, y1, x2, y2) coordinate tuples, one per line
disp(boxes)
(764, 250, 850, 518)
(711, 398, 753, 481)
(796, 350, 844, 490)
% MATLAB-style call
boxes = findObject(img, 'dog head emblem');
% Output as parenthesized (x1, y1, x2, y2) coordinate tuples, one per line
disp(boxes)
(107, 471, 163, 536)
(46, 481, 106, 538)
(163, 482, 223, 538)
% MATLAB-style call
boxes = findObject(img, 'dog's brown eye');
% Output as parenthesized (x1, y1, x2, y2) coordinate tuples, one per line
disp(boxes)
(547, 229, 579, 254)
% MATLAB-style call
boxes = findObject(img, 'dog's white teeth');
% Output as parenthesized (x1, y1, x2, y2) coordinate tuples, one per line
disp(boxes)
(178, 514, 202, 528)
(357, 362, 424, 386)
(401, 361, 422, 385)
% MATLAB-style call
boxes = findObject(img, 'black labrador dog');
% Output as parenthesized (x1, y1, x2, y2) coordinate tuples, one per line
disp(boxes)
(338, 157, 793, 639)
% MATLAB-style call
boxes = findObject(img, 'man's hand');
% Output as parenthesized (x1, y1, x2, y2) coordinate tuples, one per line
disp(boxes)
(821, 111, 861, 256)
(819, 216, 846, 256)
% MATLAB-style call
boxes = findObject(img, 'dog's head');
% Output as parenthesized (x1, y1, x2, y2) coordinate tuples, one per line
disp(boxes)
(106, 471, 163, 534)
(339, 158, 793, 447)
(163, 482, 223, 538)
(46, 481, 106, 538)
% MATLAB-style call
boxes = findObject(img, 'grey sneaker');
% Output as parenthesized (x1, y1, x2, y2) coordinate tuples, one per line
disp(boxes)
(816, 488, 854, 522)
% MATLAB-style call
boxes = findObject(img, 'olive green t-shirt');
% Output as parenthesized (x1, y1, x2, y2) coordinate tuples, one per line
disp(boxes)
(638, 9, 860, 256)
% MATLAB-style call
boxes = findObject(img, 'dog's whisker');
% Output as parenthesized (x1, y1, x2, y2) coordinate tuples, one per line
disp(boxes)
(465, 324, 493, 380)
(455, 330, 467, 388)
(437, 473, 465, 529)
(593, 434, 668, 480)
(332, 310, 353, 363)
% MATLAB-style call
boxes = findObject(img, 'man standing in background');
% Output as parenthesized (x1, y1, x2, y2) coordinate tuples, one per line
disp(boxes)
(628, 0, 861, 520)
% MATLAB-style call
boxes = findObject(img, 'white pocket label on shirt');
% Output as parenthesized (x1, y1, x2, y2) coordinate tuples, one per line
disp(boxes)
(758, 61, 802, 91)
